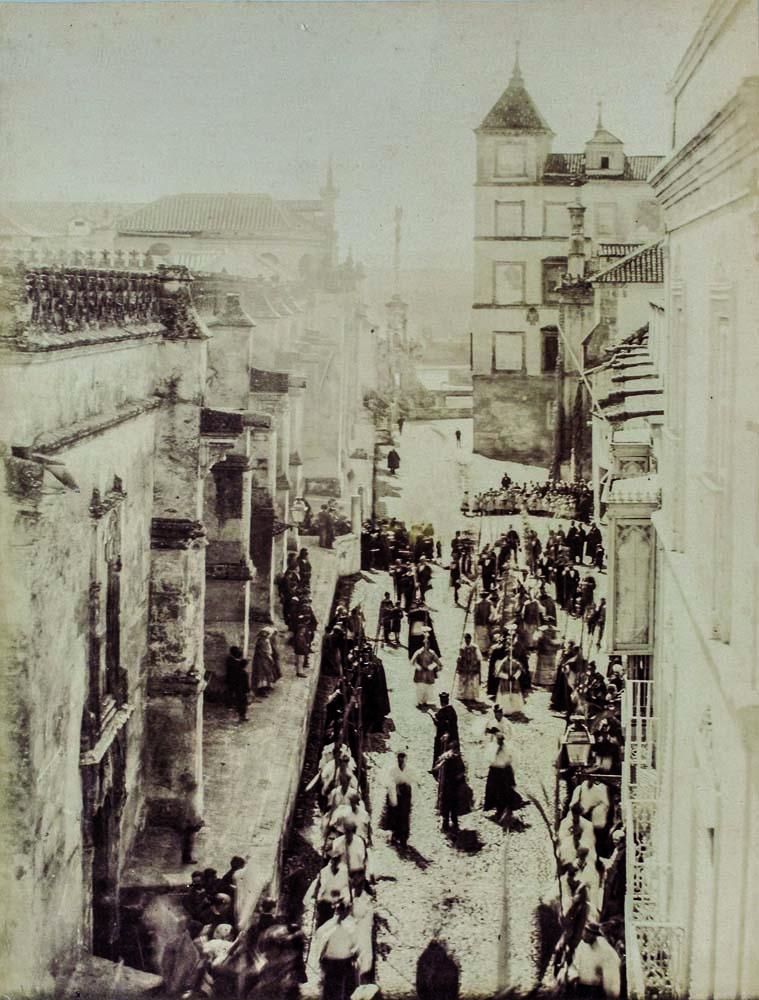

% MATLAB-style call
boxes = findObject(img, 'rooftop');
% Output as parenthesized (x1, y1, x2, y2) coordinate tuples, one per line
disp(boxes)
(592, 241, 664, 284)
(478, 58, 553, 134)
(118, 193, 322, 238)
(543, 154, 664, 183)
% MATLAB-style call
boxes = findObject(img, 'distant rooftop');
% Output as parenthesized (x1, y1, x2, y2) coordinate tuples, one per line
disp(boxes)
(543, 154, 664, 183)
(118, 193, 322, 238)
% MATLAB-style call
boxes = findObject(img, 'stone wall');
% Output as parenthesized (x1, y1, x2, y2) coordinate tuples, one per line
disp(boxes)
(472, 372, 555, 466)
(0, 409, 156, 992)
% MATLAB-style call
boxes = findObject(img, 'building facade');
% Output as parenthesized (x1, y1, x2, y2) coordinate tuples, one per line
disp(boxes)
(598, 1, 759, 995)
(471, 55, 663, 466)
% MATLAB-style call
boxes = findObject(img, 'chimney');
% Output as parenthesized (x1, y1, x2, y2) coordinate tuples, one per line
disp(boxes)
(567, 195, 587, 279)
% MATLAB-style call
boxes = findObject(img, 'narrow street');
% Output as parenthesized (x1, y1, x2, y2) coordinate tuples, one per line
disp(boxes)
(293, 418, 588, 997)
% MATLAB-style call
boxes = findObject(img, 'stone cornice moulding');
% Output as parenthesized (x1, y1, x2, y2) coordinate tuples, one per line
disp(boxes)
(150, 517, 208, 550)
(147, 670, 207, 698)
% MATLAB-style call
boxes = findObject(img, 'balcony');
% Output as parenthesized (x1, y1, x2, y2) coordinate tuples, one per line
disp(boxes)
(623, 669, 685, 997)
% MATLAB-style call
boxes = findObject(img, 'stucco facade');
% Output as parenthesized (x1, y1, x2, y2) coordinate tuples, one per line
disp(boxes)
(471, 57, 663, 466)
(601, 2, 759, 995)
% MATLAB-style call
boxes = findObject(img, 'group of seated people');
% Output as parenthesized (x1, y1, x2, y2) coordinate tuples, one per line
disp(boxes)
(471, 476, 594, 522)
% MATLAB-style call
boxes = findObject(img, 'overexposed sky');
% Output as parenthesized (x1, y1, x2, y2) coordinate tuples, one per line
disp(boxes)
(0, 1, 705, 269)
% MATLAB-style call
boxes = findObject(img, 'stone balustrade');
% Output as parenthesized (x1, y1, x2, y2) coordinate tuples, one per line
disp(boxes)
(0, 258, 205, 340)
(1, 246, 157, 270)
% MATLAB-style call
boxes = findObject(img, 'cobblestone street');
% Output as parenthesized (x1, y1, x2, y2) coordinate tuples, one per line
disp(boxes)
(296, 418, 601, 997)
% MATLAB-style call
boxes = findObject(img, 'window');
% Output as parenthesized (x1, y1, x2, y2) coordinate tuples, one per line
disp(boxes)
(105, 560, 121, 700)
(542, 258, 567, 305)
(493, 332, 524, 372)
(542, 328, 559, 372)
(495, 201, 524, 237)
(543, 202, 570, 236)
(595, 204, 617, 237)
(600, 156, 610, 169)
(495, 141, 526, 178)
(493, 262, 525, 305)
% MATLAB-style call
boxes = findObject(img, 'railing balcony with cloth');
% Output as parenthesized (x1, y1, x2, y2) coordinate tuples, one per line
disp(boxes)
(622, 666, 685, 997)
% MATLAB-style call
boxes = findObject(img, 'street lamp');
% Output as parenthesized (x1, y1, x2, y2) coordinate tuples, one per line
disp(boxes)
(563, 718, 594, 767)
(291, 496, 307, 527)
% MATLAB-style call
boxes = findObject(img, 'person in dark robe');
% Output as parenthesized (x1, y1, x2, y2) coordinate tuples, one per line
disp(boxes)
(387, 447, 400, 475)
(566, 521, 579, 561)
(550, 642, 581, 714)
(481, 550, 497, 593)
(449, 557, 463, 606)
(296, 547, 312, 592)
(407, 602, 440, 659)
(430, 692, 459, 768)
(416, 556, 432, 598)
(389, 559, 405, 601)
(225, 646, 250, 721)
(433, 736, 468, 833)
(401, 564, 417, 611)
(575, 524, 587, 564)
(585, 523, 602, 565)
(379, 592, 395, 646)
(563, 566, 580, 612)
(316, 505, 335, 549)
(361, 652, 391, 732)
(389, 601, 404, 647)
(539, 585, 557, 624)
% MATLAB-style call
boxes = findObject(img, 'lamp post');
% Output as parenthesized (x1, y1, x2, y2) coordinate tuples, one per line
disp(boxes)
(290, 496, 307, 546)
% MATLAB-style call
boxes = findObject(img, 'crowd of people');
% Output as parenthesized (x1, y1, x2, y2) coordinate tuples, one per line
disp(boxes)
(469, 475, 594, 523)
(360, 516, 440, 573)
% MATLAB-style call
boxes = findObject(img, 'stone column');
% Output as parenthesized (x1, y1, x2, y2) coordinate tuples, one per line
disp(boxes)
(351, 493, 362, 535)
(204, 453, 255, 697)
(147, 282, 209, 829)
(248, 423, 277, 622)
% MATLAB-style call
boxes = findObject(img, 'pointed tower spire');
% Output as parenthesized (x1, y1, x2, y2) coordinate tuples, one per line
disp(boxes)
(512, 40, 522, 82)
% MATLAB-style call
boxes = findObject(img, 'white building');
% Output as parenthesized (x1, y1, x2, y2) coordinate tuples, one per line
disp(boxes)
(470, 54, 663, 466)
(602, 1, 759, 996)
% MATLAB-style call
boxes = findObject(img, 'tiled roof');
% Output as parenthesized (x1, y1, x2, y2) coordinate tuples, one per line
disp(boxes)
(592, 241, 664, 284)
(542, 154, 663, 183)
(1, 201, 143, 235)
(479, 68, 553, 133)
(118, 194, 311, 237)
(598, 242, 645, 258)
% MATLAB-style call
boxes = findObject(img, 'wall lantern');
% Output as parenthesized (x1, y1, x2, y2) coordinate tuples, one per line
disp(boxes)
(291, 496, 307, 526)
(563, 718, 594, 766)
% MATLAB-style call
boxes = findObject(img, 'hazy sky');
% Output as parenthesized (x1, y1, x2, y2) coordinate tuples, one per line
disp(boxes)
(1, 1, 705, 270)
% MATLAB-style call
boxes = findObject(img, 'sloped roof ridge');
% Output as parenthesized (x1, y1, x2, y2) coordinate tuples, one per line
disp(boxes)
(591, 239, 663, 284)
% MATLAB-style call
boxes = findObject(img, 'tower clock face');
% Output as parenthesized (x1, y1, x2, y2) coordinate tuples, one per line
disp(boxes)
(495, 141, 526, 178)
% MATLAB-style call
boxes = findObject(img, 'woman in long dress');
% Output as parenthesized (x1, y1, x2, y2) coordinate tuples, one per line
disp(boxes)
(410, 634, 442, 708)
(483, 733, 528, 825)
(455, 633, 482, 703)
(251, 626, 281, 696)
(382, 750, 414, 848)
